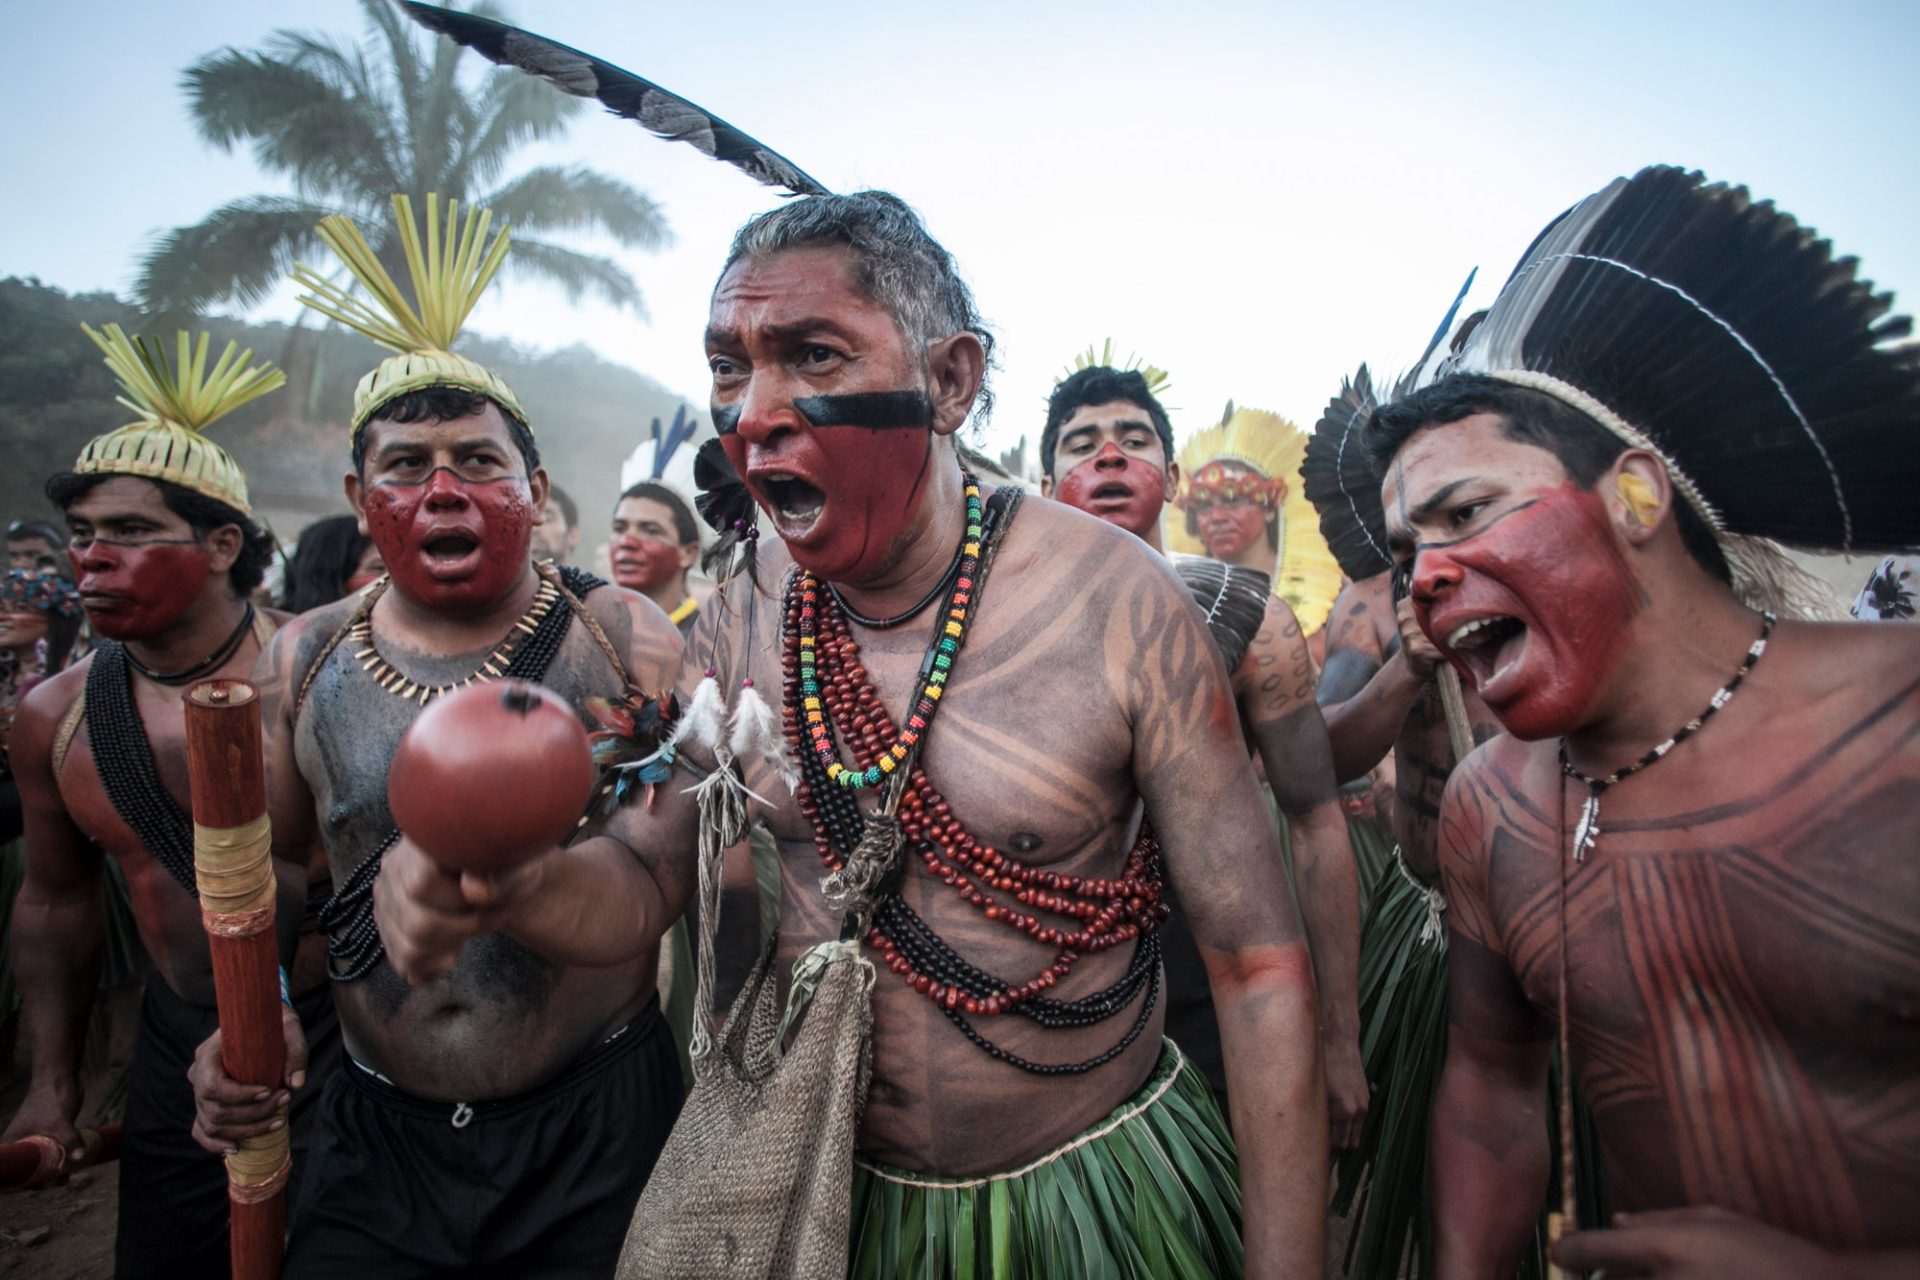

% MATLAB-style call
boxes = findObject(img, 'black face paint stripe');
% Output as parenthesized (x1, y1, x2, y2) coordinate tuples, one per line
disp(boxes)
(795, 391, 932, 430)
(711, 390, 933, 436)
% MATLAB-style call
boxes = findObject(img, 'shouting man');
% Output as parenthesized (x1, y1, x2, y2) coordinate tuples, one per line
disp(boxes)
(377, 191, 1328, 1276)
(1371, 166, 1920, 1277)
(1040, 361, 1366, 1145)
(188, 197, 686, 1278)
(4, 325, 327, 1280)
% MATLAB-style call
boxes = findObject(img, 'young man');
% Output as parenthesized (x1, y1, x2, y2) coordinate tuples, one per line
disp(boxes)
(1039, 363, 1366, 1147)
(529, 480, 580, 564)
(186, 197, 687, 1277)
(2, 326, 326, 1280)
(376, 191, 1328, 1276)
(609, 480, 702, 634)
(1369, 166, 1920, 1277)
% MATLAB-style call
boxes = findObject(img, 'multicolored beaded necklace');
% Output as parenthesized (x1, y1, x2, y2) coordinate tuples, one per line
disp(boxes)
(782, 479, 1170, 1075)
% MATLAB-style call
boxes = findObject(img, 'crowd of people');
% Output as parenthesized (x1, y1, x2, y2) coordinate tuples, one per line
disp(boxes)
(0, 157, 1915, 1280)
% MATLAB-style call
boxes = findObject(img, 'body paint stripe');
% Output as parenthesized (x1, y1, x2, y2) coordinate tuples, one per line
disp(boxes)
(711, 389, 933, 436)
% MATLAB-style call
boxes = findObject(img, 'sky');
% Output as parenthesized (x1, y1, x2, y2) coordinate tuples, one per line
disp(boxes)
(2, 0, 1916, 464)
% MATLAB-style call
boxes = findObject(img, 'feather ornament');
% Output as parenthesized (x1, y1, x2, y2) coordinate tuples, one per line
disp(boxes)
(692, 437, 760, 586)
(399, 3, 829, 197)
(1437, 165, 1920, 557)
(1171, 556, 1272, 674)
(727, 683, 798, 795)
(1302, 363, 1393, 583)
(671, 672, 729, 757)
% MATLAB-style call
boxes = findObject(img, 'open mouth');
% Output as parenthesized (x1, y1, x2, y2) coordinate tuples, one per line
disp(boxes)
(422, 531, 480, 563)
(1445, 614, 1528, 694)
(758, 473, 826, 533)
(1090, 481, 1134, 501)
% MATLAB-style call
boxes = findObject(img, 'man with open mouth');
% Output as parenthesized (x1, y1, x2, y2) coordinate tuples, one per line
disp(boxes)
(1039, 360, 1366, 1150)
(183, 195, 687, 1279)
(377, 190, 1329, 1277)
(1, 325, 342, 1279)
(1369, 166, 1920, 1277)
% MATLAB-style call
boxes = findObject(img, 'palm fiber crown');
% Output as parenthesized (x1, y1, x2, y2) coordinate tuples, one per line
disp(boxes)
(293, 193, 528, 435)
(75, 324, 283, 515)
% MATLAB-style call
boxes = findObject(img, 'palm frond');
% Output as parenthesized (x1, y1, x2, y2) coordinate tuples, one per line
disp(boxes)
(135, 195, 341, 313)
(183, 49, 399, 199)
(483, 165, 671, 250)
(81, 324, 285, 432)
(505, 236, 645, 313)
(455, 65, 582, 192)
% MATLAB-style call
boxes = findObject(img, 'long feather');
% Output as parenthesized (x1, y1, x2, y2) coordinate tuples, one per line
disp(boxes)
(399, 3, 829, 197)
(1171, 556, 1271, 674)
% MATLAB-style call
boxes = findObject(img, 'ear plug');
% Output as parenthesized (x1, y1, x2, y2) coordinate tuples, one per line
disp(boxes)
(1616, 473, 1660, 526)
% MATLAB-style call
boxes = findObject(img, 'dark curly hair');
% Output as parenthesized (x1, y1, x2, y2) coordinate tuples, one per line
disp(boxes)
(352, 387, 540, 478)
(1040, 366, 1174, 479)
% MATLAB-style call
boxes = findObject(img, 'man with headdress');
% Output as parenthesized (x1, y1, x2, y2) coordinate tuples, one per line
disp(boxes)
(1, 326, 332, 1279)
(1039, 358, 1367, 1146)
(1366, 165, 1920, 1275)
(185, 195, 687, 1277)
(375, 189, 1328, 1276)
(1304, 363, 1531, 1280)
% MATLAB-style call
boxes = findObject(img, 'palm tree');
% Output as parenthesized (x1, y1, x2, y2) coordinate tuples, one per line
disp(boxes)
(136, 0, 670, 317)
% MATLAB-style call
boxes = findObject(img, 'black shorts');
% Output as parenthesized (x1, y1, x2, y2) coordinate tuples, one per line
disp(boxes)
(115, 978, 342, 1280)
(284, 1001, 681, 1280)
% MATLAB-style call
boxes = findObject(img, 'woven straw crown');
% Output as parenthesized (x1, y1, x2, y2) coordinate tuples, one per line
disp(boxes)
(74, 325, 282, 516)
(293, 194, 527, 436)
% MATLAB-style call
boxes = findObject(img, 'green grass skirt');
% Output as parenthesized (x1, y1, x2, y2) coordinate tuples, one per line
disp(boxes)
(1332, 853, 1609, 1279)
(848, 1040, 1243, 1279)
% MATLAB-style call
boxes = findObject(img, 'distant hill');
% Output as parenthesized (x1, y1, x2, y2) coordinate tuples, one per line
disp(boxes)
(0, 276, 700, 544)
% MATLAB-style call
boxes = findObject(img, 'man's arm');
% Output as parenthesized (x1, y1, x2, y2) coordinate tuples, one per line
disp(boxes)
(1429, 760, 1553, 1279)
(1317, 578, 1434, 783)
(1, 678, 105, 1157)
(1122, 566, 1326, 1278)
(1238, 597, 1366, 1149)
(377, 585, 701, 981)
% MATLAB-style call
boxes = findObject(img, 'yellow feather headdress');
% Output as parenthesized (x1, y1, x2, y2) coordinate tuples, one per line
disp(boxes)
(1055, 340, 1172, 401)
(292, 193, 527, 436)
(1167, 403, 1344, 632)
(74, 324, 283, 516)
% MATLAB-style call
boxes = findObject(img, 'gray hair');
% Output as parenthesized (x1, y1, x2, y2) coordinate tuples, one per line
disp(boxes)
(720, 191, 997, 422)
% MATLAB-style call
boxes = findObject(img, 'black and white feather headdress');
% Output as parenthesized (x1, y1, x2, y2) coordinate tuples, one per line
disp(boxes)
(1425, 165, 1920, 616)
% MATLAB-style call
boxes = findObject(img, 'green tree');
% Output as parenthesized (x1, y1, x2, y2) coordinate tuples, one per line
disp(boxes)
(136, 0, 669, 317)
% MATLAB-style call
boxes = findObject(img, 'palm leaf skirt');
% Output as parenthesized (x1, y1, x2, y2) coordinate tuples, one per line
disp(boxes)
(848, 1041, 1243, 1279)
(1332, 854, 1609, 1279)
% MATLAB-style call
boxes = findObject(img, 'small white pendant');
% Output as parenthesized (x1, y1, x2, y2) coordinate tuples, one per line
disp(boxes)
(1572, 792, 1601, 861)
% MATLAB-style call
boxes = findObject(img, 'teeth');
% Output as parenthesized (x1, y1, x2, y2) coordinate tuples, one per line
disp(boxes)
(1447, 618, 1493, 647)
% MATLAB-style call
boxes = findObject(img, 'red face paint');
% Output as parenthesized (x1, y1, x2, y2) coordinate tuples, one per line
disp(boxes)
(1414, 484, 1638, 740)
(611, 535, 684, 593)
(72, 540, 213, 641)
(362, 468, 533, 611)
(1053, 444, 1169, 539)
(723, 394, 935, 584)
(1195, 501, 1269, 561)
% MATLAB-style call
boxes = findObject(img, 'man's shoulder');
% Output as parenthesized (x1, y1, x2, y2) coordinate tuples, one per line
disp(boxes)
(14, 658, 91, 741)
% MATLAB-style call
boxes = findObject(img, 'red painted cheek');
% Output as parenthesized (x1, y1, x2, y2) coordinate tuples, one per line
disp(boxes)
(798, 429, 931, 582)
(1054, 455, 1168, 538)
(80, 542, 213, 640)
(1198, 505, 1267, 559)
(612, 539, 682, 592)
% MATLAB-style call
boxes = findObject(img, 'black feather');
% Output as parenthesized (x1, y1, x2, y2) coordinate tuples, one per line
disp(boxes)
(691, 436, 759, 584)
(1172, 556, 1271, 674)
(1443, 165, 1920, 553)
(1303, 363, 1393, 582)
(399, 2, 830, 197)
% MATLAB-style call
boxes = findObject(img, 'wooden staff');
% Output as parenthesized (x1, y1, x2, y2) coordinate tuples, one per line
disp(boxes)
(0, 1123, 121, 1191)
(183, 680, 287, 1280)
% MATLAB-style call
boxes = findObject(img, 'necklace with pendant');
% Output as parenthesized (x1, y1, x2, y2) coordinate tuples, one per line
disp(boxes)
(347, 573, 560, 705)
(1560, 611, 1774, 860)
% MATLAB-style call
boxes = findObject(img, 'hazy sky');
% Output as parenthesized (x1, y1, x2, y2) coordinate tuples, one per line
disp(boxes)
(3, 0, 1916, 460)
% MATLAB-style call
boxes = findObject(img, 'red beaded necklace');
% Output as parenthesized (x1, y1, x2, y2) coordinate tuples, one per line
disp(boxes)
(781, 554, 1168, 1024)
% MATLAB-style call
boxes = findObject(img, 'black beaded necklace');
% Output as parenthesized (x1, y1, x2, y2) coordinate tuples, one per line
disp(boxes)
(826, 543, 963, 630)
(1560, 610, 1775, 860)
(122, 604, 255, 687)
(83, 641, 201, 895)
(319, 565, 601, 981)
